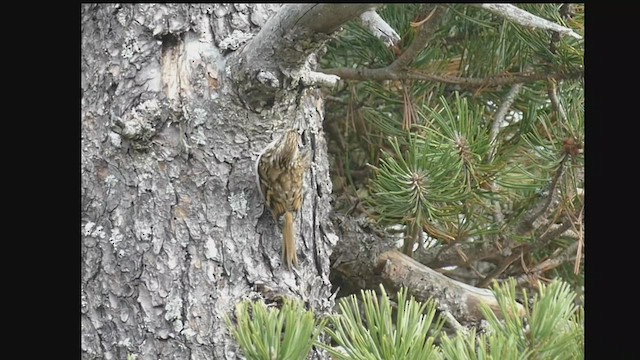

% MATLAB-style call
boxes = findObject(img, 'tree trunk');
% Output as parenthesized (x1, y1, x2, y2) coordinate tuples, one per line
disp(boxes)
(82, 4, 525, 359)
(81, 4, 374, 359)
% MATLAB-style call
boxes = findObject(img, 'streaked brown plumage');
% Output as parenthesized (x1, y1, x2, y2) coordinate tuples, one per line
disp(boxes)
(256, 130, 311, 269)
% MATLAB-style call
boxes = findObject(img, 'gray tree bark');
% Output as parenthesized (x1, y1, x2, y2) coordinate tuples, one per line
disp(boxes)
(82, 4, 525, 359)
(81, 4, 373, 359)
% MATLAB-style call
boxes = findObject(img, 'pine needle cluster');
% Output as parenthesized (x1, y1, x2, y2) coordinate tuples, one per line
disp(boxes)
(226, 281, 583, 359)
(322, 3, 584, 287)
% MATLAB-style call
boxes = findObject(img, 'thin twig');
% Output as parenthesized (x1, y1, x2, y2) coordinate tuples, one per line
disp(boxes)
(441, 309, 468, 334)
(388, 6, 446, 71)
(516, 155, 568, 235)
(475, 4, 582, 39)
(547, 77, 568, 122)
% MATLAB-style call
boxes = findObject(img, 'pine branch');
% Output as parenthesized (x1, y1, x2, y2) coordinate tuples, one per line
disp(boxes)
(476, 159, 571, 285)
(320, 4, 583, 87)
(475, 4, 582, 39)
(481, 217, 576, 287)
(321, 67, 583, 88)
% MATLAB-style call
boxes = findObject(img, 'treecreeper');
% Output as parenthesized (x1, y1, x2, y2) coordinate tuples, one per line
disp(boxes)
(256, 130, 311, 270)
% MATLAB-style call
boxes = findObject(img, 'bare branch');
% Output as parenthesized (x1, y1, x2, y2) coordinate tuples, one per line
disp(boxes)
(377, 251, 524, 323)
(287, 4, 380, 35)
(321, 67, 583, 88)
(359, 10, 401, 48)
(514, 241, 579, 286)
(572, 208, 584, 275)
(230, 4, 379, 110)
(300, 70, 341, 88)
(476, 4, 582, 40)
(330, 215, 527, 324)
(238, 3, 379, 68)
(440, 308, 468, 334)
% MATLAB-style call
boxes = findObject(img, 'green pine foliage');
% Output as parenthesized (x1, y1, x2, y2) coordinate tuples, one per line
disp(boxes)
(224, 298, 325, 360)
(319, 285, 443, 360)
(323, 3, 583, 287)
(226, 281, 583, 359)
(440, 280, 584, 360)
(368, 94, 510, 242)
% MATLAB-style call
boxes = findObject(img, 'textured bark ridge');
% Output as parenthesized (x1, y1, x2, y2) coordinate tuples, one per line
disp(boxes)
(81, 4, 340, 359)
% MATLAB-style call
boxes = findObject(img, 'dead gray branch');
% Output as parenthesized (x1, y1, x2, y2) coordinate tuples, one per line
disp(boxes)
(477, 4, 582, 39)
